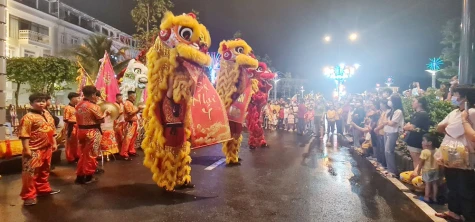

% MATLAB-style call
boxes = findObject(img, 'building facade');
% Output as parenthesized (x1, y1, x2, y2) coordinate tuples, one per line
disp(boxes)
(6, 0, 138, 104)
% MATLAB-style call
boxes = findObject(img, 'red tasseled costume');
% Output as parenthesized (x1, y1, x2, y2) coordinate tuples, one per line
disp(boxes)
(246, 62, 276, 148)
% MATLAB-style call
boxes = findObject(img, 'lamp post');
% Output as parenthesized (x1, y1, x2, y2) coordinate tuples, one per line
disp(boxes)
(0, 0, 6, 140)
(323, 63, 359, 100)
(459, 0, 472, 84)
(426, 57, 443, 88)
(300, 86, 305, 100)
(273, 78, 281, 101)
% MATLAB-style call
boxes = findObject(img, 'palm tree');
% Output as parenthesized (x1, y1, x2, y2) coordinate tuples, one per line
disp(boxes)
(63, 34, 130, 79)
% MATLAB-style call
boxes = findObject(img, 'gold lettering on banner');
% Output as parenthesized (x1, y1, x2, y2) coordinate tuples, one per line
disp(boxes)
(192, 95, 201, 106)
(237, 93, 245, 103)
(202, 108, 213, 120)
(193, 93, 216, 107)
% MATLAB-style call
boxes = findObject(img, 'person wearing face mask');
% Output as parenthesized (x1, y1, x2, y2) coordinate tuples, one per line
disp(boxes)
(446, 76, 459, 102)
(435, 85, 475, 221)
(382, 95, 405, 177)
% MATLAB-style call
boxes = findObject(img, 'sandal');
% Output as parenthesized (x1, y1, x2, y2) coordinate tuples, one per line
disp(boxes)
(417, 196, 434, 204)
(435, 212, 463, 221)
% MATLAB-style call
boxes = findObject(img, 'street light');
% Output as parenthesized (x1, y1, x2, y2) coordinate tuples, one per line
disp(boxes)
(324, 35, 331, 42)
(426, 57, 443, 88)
(349, 33, 358, 41)
(323, 63, 360, 100)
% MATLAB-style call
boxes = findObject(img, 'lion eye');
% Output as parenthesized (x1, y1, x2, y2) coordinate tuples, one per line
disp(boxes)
(178, 26, 193, 41)
(235, 46, 244, 54)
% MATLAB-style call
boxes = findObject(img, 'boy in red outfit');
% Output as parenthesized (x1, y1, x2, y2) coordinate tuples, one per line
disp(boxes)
(19, 93, 60, 206)
(63, 92, 80, 163)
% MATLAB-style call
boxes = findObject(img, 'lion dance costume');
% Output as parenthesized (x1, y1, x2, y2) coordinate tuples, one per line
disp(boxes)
(247, 62, 276, 149)
(142, 12, 211, 191)
(215, 39, 258, 165)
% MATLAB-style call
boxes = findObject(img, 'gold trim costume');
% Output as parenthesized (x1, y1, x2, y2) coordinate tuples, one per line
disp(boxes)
(142, 12, 211, 191)
(215, 39, 259, 165)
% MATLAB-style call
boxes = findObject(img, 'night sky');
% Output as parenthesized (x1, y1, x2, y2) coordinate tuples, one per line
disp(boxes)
(62, 0, 462, 96)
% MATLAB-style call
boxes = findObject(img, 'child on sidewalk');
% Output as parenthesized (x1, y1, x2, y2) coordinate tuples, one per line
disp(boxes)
(278, 108, 285, 130)
(287, 109, 296, 132)
(19, 93, 60, 206)
(413, 133, 441, 204)
(326, 104, 337, 134)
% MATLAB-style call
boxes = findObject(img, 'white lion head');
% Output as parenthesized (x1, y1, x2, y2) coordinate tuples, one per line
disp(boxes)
(120, 59, 148, 96)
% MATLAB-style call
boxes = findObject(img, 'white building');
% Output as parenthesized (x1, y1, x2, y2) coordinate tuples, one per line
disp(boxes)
(5, 0, 139, 104)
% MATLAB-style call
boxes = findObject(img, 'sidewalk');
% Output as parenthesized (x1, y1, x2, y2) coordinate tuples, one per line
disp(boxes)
(342, 134, 448, 221)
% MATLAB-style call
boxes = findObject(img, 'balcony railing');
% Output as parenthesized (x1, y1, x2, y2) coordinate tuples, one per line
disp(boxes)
(19, 30, 50, 45)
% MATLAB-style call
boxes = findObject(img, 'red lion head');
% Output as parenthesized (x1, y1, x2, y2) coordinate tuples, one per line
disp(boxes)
(248, 62, 276, 94)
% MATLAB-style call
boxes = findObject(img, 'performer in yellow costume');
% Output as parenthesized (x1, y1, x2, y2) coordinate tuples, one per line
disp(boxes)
(142, 12, 211, 191)
(216, 39, 259, 166)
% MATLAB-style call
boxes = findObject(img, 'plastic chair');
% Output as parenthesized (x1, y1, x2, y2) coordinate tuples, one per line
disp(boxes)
(4, 122, 13, 138)
(99, 149, 116, 169)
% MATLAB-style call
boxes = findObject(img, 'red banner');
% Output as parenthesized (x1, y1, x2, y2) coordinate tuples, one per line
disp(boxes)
(227, 73, 253, 124)
(184, 62, 231, 148)
(95, 51, 120, 103)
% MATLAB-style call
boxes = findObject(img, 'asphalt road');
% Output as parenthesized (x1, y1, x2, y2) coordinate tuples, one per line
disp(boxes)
(0, 131, 433, 222)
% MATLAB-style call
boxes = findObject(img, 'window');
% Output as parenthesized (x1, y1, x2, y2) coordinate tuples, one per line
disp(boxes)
(43, 50, 51, 57)
(9, 16, 19, 39)
(61, 34, 66, 44)
(24, 50, 35, 57)
(70, 36, 78, 45)
(7, 47, 15, 58)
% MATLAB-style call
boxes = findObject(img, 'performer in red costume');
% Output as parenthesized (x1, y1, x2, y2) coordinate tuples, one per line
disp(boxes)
(63, 92, 80, 163)
(75, 86, 110, 184)
(247, 62, 276, 149)
(19, 93, 60, 206)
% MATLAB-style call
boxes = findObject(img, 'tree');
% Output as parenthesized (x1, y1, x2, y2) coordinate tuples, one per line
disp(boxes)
(191, 9, 200, 20)
(233, 30, 242, 39)
(438, 18, 461, 84)
(28, 57, 77, 95)
(62, 34, 130, 79)
(6, 57, 37, 106)
(131, 0, 173, 50)
(6, 57, 77, 105)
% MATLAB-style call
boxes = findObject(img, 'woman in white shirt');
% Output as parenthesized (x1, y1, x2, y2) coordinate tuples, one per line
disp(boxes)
(435, 86, 475, 221)
(382, 95, 404, 177)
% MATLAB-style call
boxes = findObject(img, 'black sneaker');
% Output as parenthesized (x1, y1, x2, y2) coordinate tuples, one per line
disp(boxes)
(37, 189, 61, 196)
(84, 175, 98, 184)
(226, 162, 241, 167)
(75, 176, 85, 184)
(174, 183, 195, 190)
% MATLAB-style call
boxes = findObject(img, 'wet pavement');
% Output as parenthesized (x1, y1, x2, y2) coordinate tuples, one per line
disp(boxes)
(0, 131, 433, 222)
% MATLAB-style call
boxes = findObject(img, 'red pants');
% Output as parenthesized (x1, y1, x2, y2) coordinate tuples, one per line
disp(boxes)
(120, 122, 138, 157)
(20, 148, 53, 200)
(65, 124, 80, 162)
(114, 121, 124, 149)
(77, 129, 101, 176)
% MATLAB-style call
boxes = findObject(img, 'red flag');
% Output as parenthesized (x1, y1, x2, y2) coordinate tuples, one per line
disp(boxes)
(95, 52, 120, 103)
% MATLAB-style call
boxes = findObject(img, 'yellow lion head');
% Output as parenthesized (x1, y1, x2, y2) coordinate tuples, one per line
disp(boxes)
(218, 39, 258, 69)
(158, 12, 211, 66)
